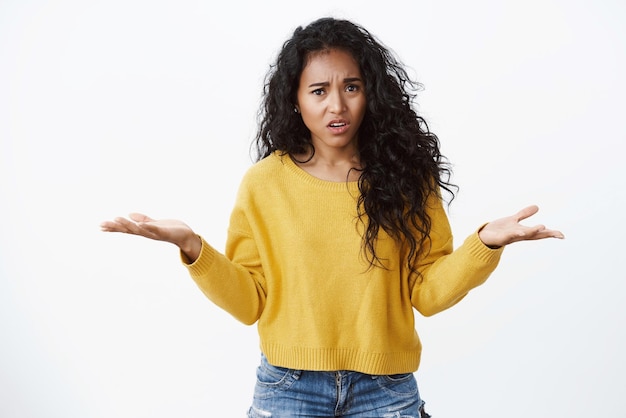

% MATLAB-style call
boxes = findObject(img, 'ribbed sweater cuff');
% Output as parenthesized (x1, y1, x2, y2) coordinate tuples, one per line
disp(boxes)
(180, 236, 217, 278)
(465, 225, 505, 263)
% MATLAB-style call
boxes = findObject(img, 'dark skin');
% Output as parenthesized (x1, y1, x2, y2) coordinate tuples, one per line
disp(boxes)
(101, 50, 564, 260)
(100, 204, 564, 262)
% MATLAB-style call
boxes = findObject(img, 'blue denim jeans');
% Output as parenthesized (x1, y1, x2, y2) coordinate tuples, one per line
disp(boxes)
(247, 354, 429, 418)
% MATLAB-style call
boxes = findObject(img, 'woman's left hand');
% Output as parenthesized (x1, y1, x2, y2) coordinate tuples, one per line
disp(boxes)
(478, 205, 564, 248)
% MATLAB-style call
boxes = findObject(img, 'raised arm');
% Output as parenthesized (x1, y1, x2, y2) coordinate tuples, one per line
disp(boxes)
(101, 211, 266, 324)
(411, 202, 564, 316)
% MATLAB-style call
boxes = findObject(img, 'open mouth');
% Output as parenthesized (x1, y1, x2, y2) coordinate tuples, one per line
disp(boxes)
(328, 119, 349, 129)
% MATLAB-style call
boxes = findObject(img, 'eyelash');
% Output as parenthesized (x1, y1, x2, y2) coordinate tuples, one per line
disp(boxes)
(312, 85, 360, 95)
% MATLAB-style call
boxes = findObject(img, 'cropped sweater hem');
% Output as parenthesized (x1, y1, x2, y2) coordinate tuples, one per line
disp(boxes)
(180, 152, 504, 374)
(261, 342, 421, 375)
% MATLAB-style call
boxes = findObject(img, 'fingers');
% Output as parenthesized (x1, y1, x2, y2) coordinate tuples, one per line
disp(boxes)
(129, 213, 154, 223)
(514, 205, 539, 222)
(100, 217, 131, 232)
(536, 227, 565, 240)
(514, 205, 565, 240)
(479, 204, 565, 247)
(99, 216, 150, 236)
(100, 213, 154, 231)
(520, 225, 565, 241)
(99, 221, 118, 232)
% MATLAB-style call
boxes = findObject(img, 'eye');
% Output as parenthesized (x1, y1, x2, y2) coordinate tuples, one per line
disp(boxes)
(346, 84, 360, 92)
(312, 88, 325, 96)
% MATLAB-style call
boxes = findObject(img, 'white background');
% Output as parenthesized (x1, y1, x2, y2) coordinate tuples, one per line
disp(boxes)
(1, 0, 624, 417)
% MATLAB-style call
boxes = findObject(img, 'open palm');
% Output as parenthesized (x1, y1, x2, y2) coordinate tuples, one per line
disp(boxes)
(100, 213, 201, 260)
(478, 205, 564, 248)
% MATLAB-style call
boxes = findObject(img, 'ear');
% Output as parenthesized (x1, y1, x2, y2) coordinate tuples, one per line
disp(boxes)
(294, 104, 300, 113)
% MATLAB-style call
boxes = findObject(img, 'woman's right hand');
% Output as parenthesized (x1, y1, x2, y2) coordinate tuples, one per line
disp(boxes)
(100, 213, 202, 262)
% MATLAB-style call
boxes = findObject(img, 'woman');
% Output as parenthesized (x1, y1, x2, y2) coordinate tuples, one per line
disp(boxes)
(101, 17, 563, 417)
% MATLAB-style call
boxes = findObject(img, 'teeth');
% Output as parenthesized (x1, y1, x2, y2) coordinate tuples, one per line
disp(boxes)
(330, 123, 346, 127)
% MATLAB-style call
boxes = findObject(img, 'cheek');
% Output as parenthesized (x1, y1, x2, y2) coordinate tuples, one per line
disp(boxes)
(298, 111, 315, 132)
(358, 97, 367, 114)
(299, 103, 322, 124)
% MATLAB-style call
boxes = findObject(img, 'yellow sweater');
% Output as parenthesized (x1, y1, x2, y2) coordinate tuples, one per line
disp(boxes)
(184, 152, 503, 375)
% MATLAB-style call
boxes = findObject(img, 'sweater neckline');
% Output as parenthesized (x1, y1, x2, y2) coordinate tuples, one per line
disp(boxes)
(275, 152, 360, 193)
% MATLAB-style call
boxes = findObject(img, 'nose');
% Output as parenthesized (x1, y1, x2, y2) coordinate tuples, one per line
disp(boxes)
(328, 90, 346, 114)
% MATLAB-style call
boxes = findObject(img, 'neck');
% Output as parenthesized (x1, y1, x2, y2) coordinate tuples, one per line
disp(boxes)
(292, 147, 362, 182)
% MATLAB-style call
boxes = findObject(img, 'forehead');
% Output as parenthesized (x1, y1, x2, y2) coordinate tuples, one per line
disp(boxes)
(301, 48, 361, 78)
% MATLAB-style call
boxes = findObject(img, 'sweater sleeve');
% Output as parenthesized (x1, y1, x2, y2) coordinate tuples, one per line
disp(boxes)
(411, 197, 504, 317)
(182, 190, 267, 325)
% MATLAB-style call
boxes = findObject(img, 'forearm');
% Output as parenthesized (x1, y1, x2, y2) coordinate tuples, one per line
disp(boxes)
(182, 236, 266, 325)
(412, 232, 503, 316)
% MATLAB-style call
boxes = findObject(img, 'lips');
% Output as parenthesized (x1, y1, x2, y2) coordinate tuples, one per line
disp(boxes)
(327, 119, 350, 134)
(328, 119, 348, 128)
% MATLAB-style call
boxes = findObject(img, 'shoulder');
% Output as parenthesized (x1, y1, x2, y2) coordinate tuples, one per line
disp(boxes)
(241, 152, 287, 185)
(235, 152, 293, 199)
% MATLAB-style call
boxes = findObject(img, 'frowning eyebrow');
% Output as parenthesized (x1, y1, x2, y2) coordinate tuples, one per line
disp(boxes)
(307, 77, 363, 88)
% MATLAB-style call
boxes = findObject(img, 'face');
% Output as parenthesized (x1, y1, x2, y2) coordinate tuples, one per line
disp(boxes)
(296, 48, 366, 158)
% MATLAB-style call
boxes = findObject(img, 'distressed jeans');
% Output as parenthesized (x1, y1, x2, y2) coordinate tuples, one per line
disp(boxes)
(247, 354, 430, 418)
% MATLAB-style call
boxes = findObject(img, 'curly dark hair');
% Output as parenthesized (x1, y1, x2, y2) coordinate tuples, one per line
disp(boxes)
(254, 17, 457, 278)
